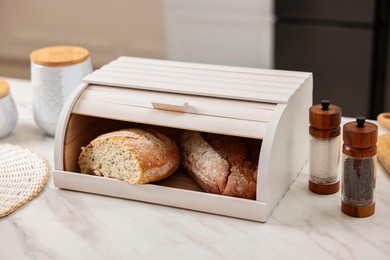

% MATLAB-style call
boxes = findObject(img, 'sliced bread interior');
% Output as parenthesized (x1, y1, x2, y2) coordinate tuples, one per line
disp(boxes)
(78, 128, 181, 184)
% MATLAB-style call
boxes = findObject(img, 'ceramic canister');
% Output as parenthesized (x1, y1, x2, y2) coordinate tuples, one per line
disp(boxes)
(0, 79, 18, 139)
(30, 46, 93, 136)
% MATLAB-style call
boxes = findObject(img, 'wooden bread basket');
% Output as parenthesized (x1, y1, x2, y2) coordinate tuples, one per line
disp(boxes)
(53, 56, 312, 222)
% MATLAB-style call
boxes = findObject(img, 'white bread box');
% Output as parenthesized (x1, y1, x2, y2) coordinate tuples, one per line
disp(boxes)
(53, 56, 312, 222)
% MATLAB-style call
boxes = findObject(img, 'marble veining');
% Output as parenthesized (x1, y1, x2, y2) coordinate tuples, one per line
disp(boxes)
(0, 78, 390, 260)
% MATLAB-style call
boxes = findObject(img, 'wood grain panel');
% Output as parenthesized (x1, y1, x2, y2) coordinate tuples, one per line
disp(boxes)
(0, 0, 164, 78)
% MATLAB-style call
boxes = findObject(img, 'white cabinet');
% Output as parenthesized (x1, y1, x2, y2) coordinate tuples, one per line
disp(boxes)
(165, 0, 274, 68)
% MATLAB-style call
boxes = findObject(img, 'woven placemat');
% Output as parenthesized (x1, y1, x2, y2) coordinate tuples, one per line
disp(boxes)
(0, 143, 49, 218)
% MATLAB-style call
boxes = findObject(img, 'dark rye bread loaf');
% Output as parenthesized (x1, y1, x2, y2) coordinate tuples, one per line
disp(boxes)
(179, 131, 260, 200)
(78, 128, 181, 184)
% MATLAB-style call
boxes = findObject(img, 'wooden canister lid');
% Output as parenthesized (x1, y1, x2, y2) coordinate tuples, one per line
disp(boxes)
(0, 79, 10, 99)
(30, 46, 89, 67)
(343, 116, 378, 157)
(309, 100, 342, 138)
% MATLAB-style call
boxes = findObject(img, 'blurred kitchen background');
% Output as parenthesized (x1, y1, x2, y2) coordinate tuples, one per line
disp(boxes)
(0, 0, 389, 118)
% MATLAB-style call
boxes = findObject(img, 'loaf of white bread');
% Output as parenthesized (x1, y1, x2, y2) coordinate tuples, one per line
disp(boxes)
(179, 131, 260, 200)
(78, 128, 181, 184)
(78, 128, 260, 200)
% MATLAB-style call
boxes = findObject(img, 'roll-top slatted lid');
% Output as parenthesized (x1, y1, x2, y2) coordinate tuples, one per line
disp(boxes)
(83, 56, 311, 104)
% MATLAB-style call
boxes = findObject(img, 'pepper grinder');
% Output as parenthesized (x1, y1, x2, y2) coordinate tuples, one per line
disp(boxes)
(342, 116, 378, 218)
(309, 99, 342, 194)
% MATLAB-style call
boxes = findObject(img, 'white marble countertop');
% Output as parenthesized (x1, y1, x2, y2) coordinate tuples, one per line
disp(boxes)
(1, 78, 390, 260)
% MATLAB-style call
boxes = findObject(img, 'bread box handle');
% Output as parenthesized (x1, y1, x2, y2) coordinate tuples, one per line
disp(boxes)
(151, 99, 189, 112)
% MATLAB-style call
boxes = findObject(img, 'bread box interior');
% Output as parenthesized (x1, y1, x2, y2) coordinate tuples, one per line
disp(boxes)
(53, 56, 312, 222)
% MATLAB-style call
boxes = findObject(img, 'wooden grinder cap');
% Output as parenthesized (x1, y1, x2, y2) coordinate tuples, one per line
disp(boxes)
(0, 79, 10, 99)
(309, 100, 341, 138)
(30, 46, 89, 67)
(343, 116, 378, 158)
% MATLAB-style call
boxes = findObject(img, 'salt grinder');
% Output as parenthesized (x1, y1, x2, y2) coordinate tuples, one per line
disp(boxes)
(309, 100, 341, 194)
(342, 116, 377, 218)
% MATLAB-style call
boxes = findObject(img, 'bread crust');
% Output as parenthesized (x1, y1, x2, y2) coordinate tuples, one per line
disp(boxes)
(180, 131, 259, 200)
(78, 128, 181, 184)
